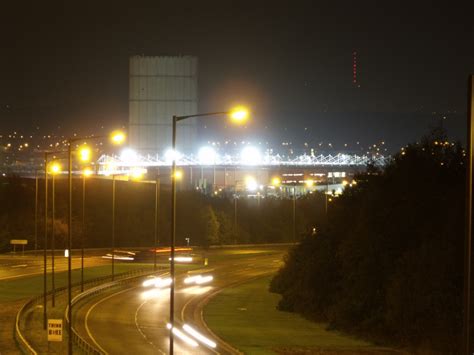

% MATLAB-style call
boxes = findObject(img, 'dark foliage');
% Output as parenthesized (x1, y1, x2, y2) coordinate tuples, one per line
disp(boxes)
(270, 131, 466, 353)
(0, 175, 326, 251)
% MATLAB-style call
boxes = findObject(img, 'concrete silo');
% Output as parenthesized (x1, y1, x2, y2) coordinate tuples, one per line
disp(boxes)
(129, 56, 198, 155)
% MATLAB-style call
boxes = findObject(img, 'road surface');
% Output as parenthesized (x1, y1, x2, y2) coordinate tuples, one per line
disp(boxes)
(73, 246, 288, 354)
(0, 250, 110, 281)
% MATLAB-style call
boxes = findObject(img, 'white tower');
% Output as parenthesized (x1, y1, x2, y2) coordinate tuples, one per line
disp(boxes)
(129, 55, 198, 155)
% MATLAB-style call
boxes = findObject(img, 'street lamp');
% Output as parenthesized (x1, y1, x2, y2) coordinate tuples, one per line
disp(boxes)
(154, 173, 160, 271)
(66, 130, 125, 354)
(169, 106, 248, 354)
(292, 186, 297, 242)
(34, 170, 39, 255)
(42, 151, 64, 329)
(42, 153, 49, 330)
(49, 161, 61, 307)
(150, 169, 183, 271)
(81, 167, 93, 292)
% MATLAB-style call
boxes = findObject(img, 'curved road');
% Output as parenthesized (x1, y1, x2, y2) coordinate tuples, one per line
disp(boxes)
(73, 247, 288, 354)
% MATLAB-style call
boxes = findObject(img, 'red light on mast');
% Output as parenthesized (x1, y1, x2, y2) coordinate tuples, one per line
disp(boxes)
(352, 51, 359, 87)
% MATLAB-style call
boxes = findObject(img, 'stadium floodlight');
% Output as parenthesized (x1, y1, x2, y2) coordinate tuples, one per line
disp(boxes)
(245, 175, 258, 192)
(120, 148, 138, 164)
(240, 146, 261, 165)
(165, 148, 181, 163)
(198, 146, 217, 165)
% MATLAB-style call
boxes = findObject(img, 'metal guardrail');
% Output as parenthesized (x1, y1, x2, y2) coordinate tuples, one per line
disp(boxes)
(65, 268, 165, 354)
(14, 267, 164, 354)
(15, 295, 40, 355)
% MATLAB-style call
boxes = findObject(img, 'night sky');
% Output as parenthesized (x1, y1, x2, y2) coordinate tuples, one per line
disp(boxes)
(1, 2, 473, 152)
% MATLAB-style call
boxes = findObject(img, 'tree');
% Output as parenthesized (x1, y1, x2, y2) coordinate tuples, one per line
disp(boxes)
(270, 130, 465, 353)
(203, 205, 220, 246)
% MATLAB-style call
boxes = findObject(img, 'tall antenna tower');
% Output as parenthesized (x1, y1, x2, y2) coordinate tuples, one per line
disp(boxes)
(352, 51, 360, 88)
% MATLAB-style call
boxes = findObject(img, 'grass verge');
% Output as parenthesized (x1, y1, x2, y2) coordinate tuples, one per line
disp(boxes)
(0, 263, 156, 302)
(204, 275, 397, 355)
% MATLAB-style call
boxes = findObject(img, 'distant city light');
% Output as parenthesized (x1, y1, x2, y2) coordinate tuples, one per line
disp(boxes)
(271, 177, 281, 186)
(305, 179, 314, 187)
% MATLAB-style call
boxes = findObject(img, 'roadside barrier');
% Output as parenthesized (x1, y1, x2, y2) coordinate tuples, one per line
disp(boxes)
(65, 268, 166, 354)
(15, 267, 164, 354)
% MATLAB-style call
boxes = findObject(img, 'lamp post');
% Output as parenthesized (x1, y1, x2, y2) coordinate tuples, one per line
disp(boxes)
(49, 162, 61, 307)
(66, 131, 125, 354)
(81, 167, 93, 292)
(463, 74, 473, 355)
(42, 151, 62, 329)
(154, 174, 160, 271)
(43, 153, 48, 330)
(234, 194, 238, 244)
(111, 173, 116, 281)
(169, 106, 248, 354)
(292, 185, 296, 242)
(34, 171, 38, 255)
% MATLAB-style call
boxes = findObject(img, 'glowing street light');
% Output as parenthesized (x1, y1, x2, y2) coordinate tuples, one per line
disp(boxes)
(229, 106, 249, 124)
(65, 129, 125, 354)
(168, 105, 251, 354)
(173, 170, 183, 180)
(83, 167, 93, 177)
(49, 162, 61, 174)
(78, 146, 92, 162)
(49, 160, 61, 308)
(110, 130, 126, 145)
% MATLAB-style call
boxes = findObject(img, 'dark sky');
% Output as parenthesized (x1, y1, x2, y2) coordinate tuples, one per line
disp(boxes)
(1, 2, 473, 151)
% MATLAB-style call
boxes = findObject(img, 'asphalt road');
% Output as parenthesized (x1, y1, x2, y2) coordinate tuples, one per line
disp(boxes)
(0, 251, 110, 281)
(73, 247, 288, 355)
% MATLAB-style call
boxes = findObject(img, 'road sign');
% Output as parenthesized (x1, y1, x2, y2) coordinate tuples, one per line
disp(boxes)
(10, 240, 28, 255)
(10, 239, 27, 245)
(47, 319, 63, 342)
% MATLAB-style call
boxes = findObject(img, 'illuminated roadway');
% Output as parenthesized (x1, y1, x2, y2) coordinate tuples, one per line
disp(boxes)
(0, 251, 108, 281)
(73, 246, 289, 354)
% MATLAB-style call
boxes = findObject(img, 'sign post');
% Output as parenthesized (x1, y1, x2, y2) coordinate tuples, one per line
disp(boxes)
(10, 239, 28, 255)
(47, 319, 63, 342)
